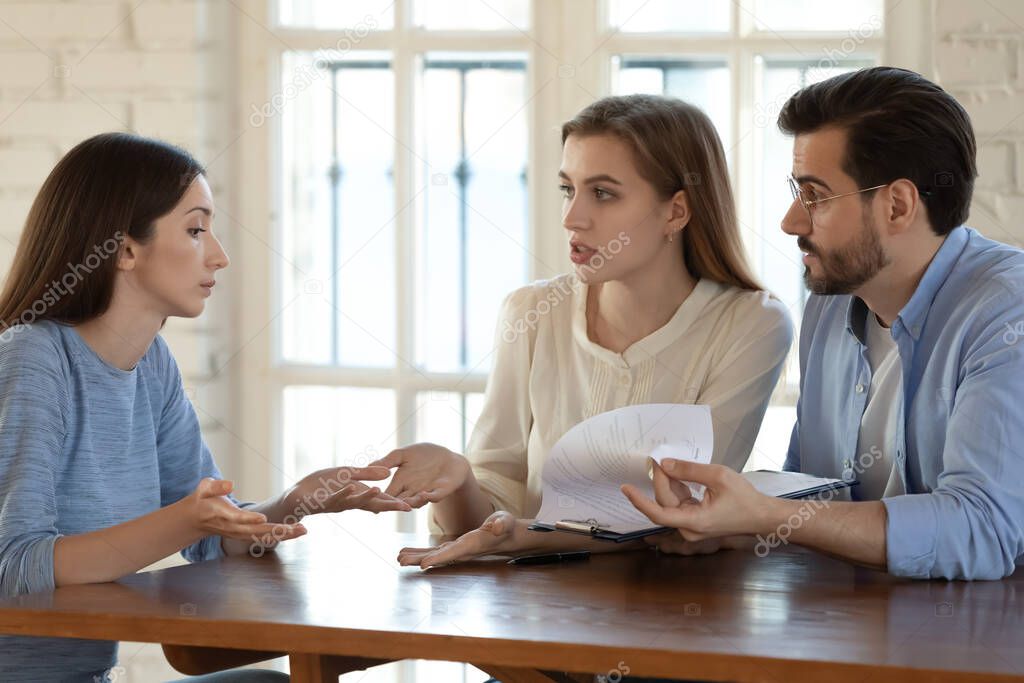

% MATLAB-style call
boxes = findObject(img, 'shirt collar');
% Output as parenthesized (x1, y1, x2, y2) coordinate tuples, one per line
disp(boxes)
(573, 278, 718, 368)
(844, 226, 970, 344)
(844, 296, 869, 345)
(896, 225, 970, 341)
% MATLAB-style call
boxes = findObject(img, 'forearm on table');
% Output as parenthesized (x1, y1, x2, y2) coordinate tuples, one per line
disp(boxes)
(762, 497, 888, 570)
(220, 490, 293, 556)
(54, 498, 202, 586)
(430, 470, 497, 536)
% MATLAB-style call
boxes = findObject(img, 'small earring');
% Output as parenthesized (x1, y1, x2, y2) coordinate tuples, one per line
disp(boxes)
(667, 232, 674, 243)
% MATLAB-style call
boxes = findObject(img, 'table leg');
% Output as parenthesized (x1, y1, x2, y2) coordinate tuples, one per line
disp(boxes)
(288, 654, 392, 683)
(162, 644, 285, 674)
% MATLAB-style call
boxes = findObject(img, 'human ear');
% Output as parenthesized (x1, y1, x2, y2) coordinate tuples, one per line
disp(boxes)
(666, 189, 691, 240)
(118, 237, 139, 272)
(885, 179, 920, 234)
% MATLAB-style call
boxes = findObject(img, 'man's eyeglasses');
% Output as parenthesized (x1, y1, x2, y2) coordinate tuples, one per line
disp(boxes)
(787, 176, 889, 220)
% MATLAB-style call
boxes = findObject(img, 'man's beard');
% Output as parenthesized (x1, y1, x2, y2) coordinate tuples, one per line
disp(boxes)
(800, 211, 890, 296)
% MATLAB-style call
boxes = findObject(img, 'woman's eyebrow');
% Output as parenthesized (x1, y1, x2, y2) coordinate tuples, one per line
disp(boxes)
(557, 170, 623, 185)
(185, 206, 214, 217)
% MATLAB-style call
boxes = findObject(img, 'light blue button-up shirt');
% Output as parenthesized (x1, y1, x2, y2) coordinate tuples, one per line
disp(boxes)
(785, 226, 1024, 580)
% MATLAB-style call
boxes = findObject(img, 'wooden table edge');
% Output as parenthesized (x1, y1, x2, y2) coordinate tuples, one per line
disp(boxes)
(0, 609, 1019, 683)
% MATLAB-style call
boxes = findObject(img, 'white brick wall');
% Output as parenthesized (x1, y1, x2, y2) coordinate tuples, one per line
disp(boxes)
(0, 50, 53, 86)
(0, 1, 242, 508)
(0, 0, 239, 414)
(0, 1, 246, 679)
(1, 100, 132, 138)
(0, 144, 56, 187)
(935, 0, 1024, 247)
(0, 2, 126, 41)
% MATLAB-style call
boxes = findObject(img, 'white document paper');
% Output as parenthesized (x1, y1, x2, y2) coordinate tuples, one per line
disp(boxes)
(740, 470, 848, 498)
(534, 403, 714, 534)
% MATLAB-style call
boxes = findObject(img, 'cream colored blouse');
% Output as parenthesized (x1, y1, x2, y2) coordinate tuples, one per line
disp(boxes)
(465, 274, 794, 519)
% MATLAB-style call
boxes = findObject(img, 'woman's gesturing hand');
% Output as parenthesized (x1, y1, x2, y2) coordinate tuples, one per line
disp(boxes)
(187, 478, 307, 543)
(288, 466, 412, 516)
(370, 443, 472, 508)
(397, 511, 529, 569)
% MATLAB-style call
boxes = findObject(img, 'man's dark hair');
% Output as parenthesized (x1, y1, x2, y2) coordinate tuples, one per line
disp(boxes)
(778, 66, 977, 236)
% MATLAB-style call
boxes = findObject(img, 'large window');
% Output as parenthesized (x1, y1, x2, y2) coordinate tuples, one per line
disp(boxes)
(241, 0, 900, 505)
(234, 1, 916, 680)
(271, 19, 531, 537)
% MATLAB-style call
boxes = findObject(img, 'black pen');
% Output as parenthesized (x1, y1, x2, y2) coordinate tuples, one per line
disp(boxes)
(507, 550, 591, 566)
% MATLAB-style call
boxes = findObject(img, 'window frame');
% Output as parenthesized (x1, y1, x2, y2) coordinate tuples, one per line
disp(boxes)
(234, 0, 933, 501)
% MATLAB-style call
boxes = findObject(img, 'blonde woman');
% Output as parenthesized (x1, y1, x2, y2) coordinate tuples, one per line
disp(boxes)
(379, 95, 794, 565)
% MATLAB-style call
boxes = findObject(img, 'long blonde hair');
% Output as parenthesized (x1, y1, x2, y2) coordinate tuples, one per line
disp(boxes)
(562, 94, 761, 291)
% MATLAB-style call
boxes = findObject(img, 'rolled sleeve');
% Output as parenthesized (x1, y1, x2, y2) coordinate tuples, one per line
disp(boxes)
(883, 485, 1021, 580)
(0, 535, 61, 597)
(884, 295, 1024, 580)
(881, 493, 938, 578)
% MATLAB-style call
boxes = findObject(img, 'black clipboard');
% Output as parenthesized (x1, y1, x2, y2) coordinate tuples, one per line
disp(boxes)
(527, 519, 671, 542)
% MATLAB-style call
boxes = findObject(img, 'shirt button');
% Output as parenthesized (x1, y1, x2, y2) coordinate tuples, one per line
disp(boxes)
(620, 374, 630, 386)
(855, 383, 865, 394)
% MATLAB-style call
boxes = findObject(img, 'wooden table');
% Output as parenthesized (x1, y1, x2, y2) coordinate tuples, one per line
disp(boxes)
(0, 515, 1022, 682)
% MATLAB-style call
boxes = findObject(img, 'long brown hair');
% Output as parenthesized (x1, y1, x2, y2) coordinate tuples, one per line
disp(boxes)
(562, 94, 761, 291)
(0, 132, 204, 332)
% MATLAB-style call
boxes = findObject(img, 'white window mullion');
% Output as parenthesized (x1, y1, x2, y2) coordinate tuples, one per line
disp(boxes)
(736, 46, 759, 274)
(527, 0, 567, 278)
(266, 39, 289, 495)
(235, 0, 283, 502)
(884, 0, 934, 77)
(273, 28, 394, 51)
(392, 0, 421, 536)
